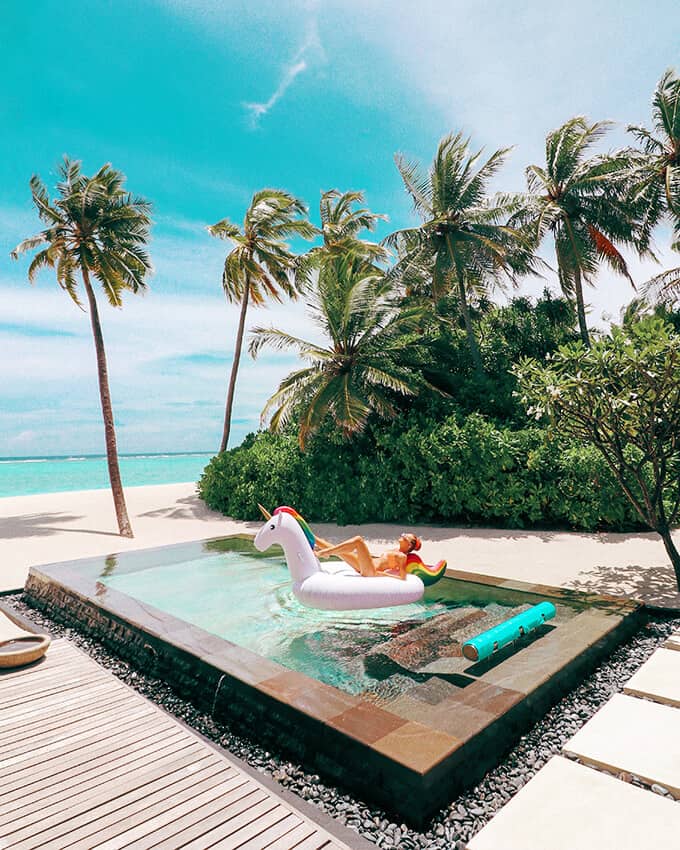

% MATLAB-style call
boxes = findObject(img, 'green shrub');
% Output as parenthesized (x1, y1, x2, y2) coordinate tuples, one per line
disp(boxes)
(198, 413, 642, 531)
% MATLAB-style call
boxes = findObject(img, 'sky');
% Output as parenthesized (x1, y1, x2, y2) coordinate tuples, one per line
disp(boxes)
(0, 0, 678, 457)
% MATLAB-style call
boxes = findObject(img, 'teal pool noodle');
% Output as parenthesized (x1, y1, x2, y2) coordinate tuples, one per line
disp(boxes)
(462, 602, 556, 662)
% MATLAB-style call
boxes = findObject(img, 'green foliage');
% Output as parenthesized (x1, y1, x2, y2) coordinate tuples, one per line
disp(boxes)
(198, 432, 307, 520)
(516, 316, 680, 585)
(198, 411, 641, 532)
(208, 188, 316, 306)
(518, 117, 648, 346)
(11, 157, 152, 307)
(627, 68, 680, 253)
(406, 290, 579, 423)
(249, 193, 428, 446)
(386, 132, 541, 375)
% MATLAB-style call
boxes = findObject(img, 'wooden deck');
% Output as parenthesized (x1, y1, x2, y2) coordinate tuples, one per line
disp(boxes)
(0, 640, 359, 850)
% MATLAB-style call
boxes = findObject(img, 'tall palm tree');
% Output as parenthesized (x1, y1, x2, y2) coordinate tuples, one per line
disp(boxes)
(11, 158, 152, 538)
(208, 189, 316, 453)
(386, 132, 538, 377)
(249, 256, 426, 447)
(522, 117, 646, 347)
(628, 69, 680, 304)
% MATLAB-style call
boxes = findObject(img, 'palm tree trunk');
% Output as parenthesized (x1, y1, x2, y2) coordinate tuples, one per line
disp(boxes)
(573, 265, 591, 348)
(659, 525, 680, 593)
(457, 278, 484, 378)
(445, 235, 484, 378)
(219, 285, 250, 453)
(81, 269, 133, 538)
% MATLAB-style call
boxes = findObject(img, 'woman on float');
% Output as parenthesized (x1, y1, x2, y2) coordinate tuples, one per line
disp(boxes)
(314, 532, 422, 580)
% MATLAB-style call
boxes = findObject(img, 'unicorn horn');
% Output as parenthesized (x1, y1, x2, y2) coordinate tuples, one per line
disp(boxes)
(258, 503, 272, 520)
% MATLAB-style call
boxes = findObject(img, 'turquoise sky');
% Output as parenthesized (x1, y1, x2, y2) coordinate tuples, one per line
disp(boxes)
(1, 1, 678, 456)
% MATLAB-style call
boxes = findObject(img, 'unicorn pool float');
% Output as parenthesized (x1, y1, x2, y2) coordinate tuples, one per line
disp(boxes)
(254, 505, 447, 611)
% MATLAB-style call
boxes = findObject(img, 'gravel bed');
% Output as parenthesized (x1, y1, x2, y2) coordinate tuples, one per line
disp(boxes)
(6, 593, 680, 850)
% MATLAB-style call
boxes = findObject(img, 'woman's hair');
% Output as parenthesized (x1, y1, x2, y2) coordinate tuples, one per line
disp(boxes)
(401, 533, 421, 553)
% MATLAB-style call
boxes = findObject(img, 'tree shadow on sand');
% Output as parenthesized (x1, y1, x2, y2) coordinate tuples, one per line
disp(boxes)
(568, 562, 680, 609)
(138, 495, 259, 528)
(0, 513, 122, 540)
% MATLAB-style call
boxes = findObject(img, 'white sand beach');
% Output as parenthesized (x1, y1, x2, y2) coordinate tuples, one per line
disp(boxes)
(2, 482, 680, 608)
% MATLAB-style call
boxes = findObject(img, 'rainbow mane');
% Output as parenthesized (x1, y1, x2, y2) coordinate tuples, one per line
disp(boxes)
(273, 506, 316, 550)
(405, 553, 447, 586)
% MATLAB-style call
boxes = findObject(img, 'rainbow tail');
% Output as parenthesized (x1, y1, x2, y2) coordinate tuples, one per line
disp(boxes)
(406, 554, 447, 586)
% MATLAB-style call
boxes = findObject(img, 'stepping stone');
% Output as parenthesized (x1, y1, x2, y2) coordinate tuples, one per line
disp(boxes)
(563, 693, 680, 796)
(467, 756, 680, 850)
(664, 632, 680, 652)
(624, 647, 680, 707)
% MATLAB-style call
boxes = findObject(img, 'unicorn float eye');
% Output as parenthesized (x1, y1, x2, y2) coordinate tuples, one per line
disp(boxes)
(269, 524, 275, 530)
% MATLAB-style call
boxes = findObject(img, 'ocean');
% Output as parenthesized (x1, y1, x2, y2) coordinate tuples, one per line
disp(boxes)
(0, 452, 214, 498)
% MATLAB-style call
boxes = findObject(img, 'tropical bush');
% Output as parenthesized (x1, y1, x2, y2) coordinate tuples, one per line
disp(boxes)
(517, 316, 680, 585)
(198, 412, 641, 531)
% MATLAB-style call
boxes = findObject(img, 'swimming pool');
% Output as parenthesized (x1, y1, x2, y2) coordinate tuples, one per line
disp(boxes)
(25, 536, 641, 824)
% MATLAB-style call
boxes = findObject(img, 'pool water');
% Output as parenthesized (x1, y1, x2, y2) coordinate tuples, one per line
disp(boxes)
(102, 540, 524, 698)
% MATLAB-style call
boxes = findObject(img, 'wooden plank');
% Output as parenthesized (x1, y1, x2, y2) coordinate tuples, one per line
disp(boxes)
(0, 711, 163, 779)
(88, 784, 266, 850)
(0, 657, 92, 688)
(211, 806, 294, 849)
(0, 644, 75, 679)
(0, 746, 212, 820)
(178, 799, 283, 850)
(0, 688, 135, 742)
(101, 783, 274, 850)
(0, 703, 157, 773)
(0, 670, 109, 708)
(0, 649, 100, 684)
(2, 749, 221, 835)
(0, 648, 98, 679)
(2, 697, 153, 758)
(290, 837, 334, 850)
(94, 776, 254, 850)
(0, 680, 130, 725)
(233, 815, 305, 850)
(0, 726, 187, 804)
(8, 761, 238, 850)
(0, 640, 355, 850)
(252, 822, 318, 850)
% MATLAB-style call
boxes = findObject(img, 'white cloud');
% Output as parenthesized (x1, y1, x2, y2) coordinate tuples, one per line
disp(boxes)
(0, 231, 326, 456)
(243, 14, 324, 126)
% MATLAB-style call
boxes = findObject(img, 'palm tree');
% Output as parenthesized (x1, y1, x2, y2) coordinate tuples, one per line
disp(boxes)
(11, 158, 152, 538)
(628, 69, 680, 304)
(208, 189, 316, 453)
(293, 189, 388, 296)
(386, 132, 538, 377)
(248, 256, 426, 447)
(522, 117, 646, 347)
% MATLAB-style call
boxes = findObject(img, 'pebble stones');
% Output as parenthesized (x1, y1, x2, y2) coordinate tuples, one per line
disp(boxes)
(7, 594, 680, 849)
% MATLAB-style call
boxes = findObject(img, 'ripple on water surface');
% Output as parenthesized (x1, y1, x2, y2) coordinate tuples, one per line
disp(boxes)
(103, 550, 522, 698)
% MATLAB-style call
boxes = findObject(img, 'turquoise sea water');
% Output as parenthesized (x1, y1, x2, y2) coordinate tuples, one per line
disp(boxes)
(0, 452, 213, 498)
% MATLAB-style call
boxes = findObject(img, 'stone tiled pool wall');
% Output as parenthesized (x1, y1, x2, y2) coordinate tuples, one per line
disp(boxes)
(24, 541, 642, 826)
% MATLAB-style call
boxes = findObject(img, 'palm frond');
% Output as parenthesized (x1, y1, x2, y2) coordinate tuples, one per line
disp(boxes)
(394, 153, 433, 218)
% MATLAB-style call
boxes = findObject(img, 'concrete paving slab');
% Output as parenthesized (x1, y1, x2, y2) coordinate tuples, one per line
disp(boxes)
(563, 693, 680, 796)
(624, 647, 680, 707)
(467, 756, 680, 850)
(664, 632, 680, 652)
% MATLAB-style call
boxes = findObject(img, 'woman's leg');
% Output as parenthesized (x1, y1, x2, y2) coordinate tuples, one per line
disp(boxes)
(317, 537, 377, 576)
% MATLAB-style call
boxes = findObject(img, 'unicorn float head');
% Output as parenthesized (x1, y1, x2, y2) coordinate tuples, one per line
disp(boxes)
(253, 505, 446, 611)
(254, 505, 320, 586)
